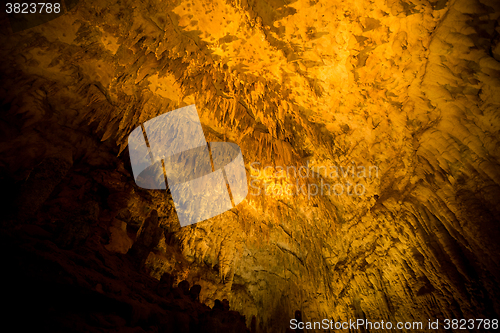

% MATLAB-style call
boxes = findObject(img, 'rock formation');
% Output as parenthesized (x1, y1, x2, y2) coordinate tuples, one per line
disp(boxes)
(1, 0, 499, 332)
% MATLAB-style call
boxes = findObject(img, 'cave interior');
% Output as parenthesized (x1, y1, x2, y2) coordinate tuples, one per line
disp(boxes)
(1, 0, 500, 332)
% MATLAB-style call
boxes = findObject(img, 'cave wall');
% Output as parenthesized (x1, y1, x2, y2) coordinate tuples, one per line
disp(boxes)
(1, 0, 500, 332)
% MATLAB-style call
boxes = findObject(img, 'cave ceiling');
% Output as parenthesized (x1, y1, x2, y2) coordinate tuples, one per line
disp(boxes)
(1, 0, 500, 332)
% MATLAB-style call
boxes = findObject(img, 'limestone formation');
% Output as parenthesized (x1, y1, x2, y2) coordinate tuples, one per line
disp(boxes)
(1, 0, 499, 332)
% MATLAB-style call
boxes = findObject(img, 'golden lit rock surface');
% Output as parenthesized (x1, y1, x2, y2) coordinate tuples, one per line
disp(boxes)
(1, 0, 500, 331)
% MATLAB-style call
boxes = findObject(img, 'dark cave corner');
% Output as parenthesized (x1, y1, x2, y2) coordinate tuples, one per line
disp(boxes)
(0, 122, 252, 332)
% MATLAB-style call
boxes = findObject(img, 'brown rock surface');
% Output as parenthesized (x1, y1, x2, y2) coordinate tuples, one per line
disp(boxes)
(1, 0, 500, 332)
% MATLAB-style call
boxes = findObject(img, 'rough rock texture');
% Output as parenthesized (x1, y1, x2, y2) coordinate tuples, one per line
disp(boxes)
(1, 225, 251, 333)
(1, 0, 500, 332)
